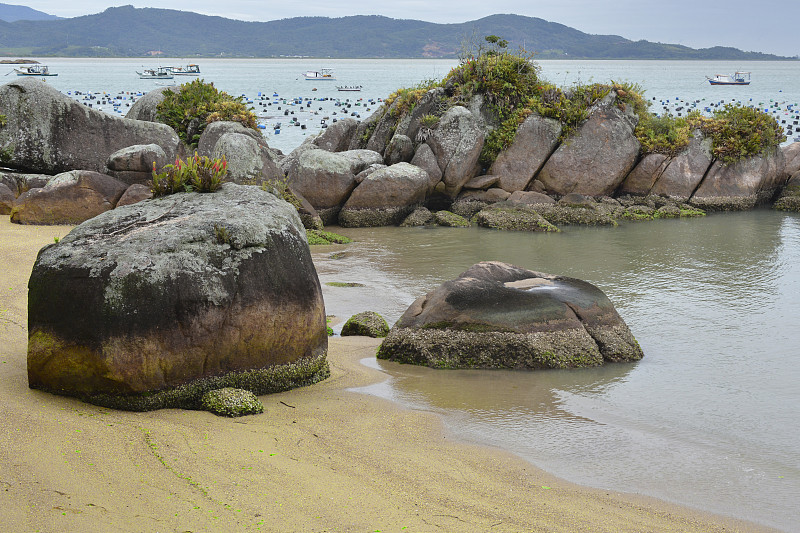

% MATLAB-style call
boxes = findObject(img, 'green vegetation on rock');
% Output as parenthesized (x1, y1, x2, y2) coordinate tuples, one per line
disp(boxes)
(150, 153, 228, 197)
(306, 229, 353, 245)
(157, 79, 258, 148)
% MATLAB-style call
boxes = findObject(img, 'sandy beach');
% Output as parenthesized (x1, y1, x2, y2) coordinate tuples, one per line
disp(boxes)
(0, 218, 778, 533)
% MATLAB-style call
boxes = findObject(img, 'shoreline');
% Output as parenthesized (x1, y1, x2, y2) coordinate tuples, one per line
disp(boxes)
(0, 218, 779, 532)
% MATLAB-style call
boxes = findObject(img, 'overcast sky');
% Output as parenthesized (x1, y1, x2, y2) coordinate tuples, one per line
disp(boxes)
(19, 0, 800, 56)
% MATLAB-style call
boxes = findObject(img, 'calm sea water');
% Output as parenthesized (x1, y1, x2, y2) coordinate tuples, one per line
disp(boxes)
(12, 58, 800, 153)
(6, 58, 800, 530)
(316, 212, 800, 532)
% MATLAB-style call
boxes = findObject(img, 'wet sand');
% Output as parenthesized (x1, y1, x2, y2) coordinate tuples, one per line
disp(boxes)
(0, 218, 778, 532)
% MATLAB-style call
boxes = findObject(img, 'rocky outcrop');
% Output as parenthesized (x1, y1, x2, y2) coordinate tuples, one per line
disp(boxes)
(125, 86, 171, 122)
(0, 78, 179, 174)
(409, 143, 442, 192)
(648, 133, 714, 200)
(377, 261, 643, 369)
(116, 184, 153, 207)
(690, 148, 784, 210)
(0, 171, 49, 196)
(105, 144, 169, 185)
(489, 114, 562, 192)
(475, 204, 559, 232)
(313, 118, 358, 152)
(339, 163, 429, 227)
(536, 94, 640, 196)
(427, 106, 485, 197)
(10, 171, 128, 225)
(27, 183, 328, 410)
(618, 153, 671, 197)
(211, 132, 283, 185)
(773, 171, 800, 211)
(384, 134, 414, 165)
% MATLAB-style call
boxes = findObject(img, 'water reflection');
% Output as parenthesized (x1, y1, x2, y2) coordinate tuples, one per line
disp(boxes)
(313, 210, 800, 531)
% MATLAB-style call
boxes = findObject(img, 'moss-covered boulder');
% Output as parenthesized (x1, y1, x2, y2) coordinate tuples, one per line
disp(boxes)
(433, 210, 470, 227)
(201, 388, 264, 417)
(773, 171, 800, 211)
(27, 183, 329, 410)
(475, 204, 559, 232)
(341, 311, 390, 338)
(378, 261, 643, 369)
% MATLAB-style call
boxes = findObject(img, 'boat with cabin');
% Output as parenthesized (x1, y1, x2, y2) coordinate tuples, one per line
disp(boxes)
(14, 64, 57, 76)
(137, 67, 174, 80)
(706, 72, 751, 85)
(303, 68, 335, 81)
(167, 64, 200, 76)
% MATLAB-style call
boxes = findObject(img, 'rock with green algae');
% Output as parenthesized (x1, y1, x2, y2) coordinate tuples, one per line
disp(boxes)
(433, 210, 470, 227)
(27, 183, 329, 411)
(341, 311, 390, 338)
(201, 388, 264, 417)
(378, 261, 643, 370)
(475, 204, 559, 232)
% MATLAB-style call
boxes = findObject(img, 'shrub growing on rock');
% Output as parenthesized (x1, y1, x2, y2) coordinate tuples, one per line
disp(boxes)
(157, 79, 258, 148)
(150, 154, 228, 197)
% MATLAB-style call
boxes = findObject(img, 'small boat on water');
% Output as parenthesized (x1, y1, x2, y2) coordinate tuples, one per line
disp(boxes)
(303, 68, 335, 81)
(706, 71, 751, 85)
(167, 64, 200, 76)
(337, 85, 362, 92)
(14, 65, 57, 76)
(137, 67, 174, 80)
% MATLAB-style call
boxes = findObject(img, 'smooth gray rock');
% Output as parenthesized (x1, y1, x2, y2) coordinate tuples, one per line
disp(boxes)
(410, 143, 442, 192)
(125, 86, 171, 122)
(384, 134, 414, 165)
(690, 149, 785, 210)
(313, 118, 358, 152)
(339, 163, 430, 227)
(27, 183, 329, 410)
(211, 132, 283, 185)
(377, 261, 643, 369)
(650, 132, 714, 201)
(10, 170, 128, 225)
(537, 94, 639, 196)
(0, 78, 179, 174)
(619, 153, 671, 197)
(427, 106, 484, 198)
(490, 114, 562, 192)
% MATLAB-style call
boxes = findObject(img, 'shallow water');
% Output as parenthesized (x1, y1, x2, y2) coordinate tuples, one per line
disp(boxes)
(313, 211, 800, 532)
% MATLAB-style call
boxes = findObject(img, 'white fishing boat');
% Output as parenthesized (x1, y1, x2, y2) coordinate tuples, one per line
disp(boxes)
(14, 64, 57, 76)
(137, 67, 174, 80)
(337, 85, 362, 92)
(303, 68, 335, 81)
(706, 71, 751, 85)
(167, 64, 200, 76)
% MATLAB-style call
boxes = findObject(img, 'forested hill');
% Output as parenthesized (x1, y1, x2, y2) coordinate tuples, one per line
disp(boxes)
(0, 3, 61, 22)
(0, 6, 789, 60)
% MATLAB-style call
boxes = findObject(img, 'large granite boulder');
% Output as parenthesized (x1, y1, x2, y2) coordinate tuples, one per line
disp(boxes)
(394, 87, 446, 142)
(536, 94, 639, 196)
(10, 170, 128, 225)
(427, 106, 484, 198)
(0, 78, 179, 174)
(378, 261, 643, 369)
(649, 133, 714, 201)
(689, 148, 784, 210)
(409, 143, 442, 191)
(105, 144, 169, 185)
(27, 183, 328, 410)
(339, 162, 429, 227)
(489, 114, 562, 192)
(618, 153, 671, 197)
(287, 149, 382, 224)
(125, 86, 171, 122)
(781, 142, 800, 178)
(210, 132, 283, 185)
(0, 171, 50, 196)
(384, 134, 414, 165)
(0, 182, 14, 214)
(313, 118, 358, 152)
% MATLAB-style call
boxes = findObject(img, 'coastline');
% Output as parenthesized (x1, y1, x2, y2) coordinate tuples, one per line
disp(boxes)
(0, 218, 779, 532)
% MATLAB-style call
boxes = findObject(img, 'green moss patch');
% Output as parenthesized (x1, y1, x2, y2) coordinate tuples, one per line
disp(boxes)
(306, 229, 353, 245)
(201, 387, 264, 417)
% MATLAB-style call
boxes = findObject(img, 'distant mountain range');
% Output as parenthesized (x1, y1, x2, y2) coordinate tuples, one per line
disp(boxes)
(0, 2, 60, 22)
(0, 6, 791, 60)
